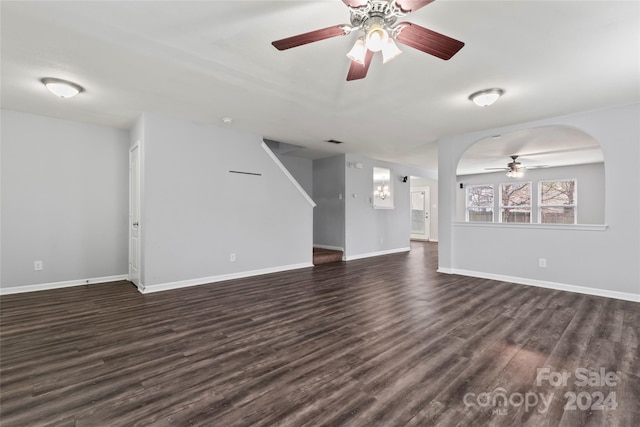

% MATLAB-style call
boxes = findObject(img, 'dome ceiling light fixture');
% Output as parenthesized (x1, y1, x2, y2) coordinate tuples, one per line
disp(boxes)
(41, 77, 84, 98)
(469, 88, 504, 107)
(272, 0, 465, 81)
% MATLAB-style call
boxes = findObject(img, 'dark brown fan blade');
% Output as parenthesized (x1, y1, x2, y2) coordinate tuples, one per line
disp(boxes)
(272, 25, 348, 50)
(394, 0, 436, 13)
(342, 0, 369, 7)
(395, 22, 464, 60)
(346, 49, 374, 81)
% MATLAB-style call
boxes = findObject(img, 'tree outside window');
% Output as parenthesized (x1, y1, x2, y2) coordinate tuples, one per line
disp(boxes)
(540, 180, 576, 224)
(466, 185, 494, 222)
(500, 182, 531, 223)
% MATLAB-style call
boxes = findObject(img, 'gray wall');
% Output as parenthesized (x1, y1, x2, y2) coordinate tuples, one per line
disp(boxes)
(312, 155, 345, 250)
(456, 163, 605, 224)
(263, 140, 313, 197)
(1, 110, 129, 289)
(313, 154, 435, 256)
(139, 113, 313, 288)
(343, 154, 432, 259)
(439, 103, 640, 297)
(272, 153, 313, 197)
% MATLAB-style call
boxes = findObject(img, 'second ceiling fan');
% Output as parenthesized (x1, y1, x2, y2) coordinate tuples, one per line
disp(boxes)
(272, 0, 465, 81)
(486, 155, 549, 178)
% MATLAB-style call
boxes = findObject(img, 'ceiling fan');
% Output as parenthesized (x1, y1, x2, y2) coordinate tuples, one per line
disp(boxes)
(271, 0, 465, 81)
(485, 155, 549, 177)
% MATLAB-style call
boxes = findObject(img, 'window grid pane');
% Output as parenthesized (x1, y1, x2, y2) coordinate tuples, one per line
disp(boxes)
(540, 180, 577, 224)
(466, 185, 493, 222)
(468, 208, 494, 222)
(500, 182, 531, 223)
(541, 207, 575, 224)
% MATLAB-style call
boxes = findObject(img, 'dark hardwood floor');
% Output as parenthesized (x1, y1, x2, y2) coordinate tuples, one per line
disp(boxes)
(312, 248, 343, 265)
(1, 242, 638, 426)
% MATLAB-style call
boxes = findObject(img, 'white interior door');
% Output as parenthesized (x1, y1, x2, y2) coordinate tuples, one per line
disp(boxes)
(410, 187, 430, 241)
(129, 144, 140, 286)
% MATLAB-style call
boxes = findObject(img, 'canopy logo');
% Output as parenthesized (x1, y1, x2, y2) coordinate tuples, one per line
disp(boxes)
(463, 367, 619, 417)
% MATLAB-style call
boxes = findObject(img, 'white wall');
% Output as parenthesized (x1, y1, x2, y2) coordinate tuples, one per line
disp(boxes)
(137, 113, 313, 290)
(1, 110, 129, 291)
(312, 155, 345, 250)
(456, 162, 605, 224)
(439, 104, 640, 300)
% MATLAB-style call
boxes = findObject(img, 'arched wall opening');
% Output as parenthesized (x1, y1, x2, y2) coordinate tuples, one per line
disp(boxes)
(454, 125, 605, 225)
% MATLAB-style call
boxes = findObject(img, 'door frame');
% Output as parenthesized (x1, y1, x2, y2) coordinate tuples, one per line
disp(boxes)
(410, 186, 431, 241)
(129, 142, 141, 288)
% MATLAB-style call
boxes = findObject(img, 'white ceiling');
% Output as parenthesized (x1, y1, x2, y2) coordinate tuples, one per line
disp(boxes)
(1, 1, 639, 171)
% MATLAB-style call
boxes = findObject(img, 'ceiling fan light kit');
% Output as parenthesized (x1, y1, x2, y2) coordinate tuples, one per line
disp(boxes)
(346, 38, 367, 64)
(382, 38, 403, 63)
(485, 155, 548, 177)
(506, 169, 524, 178)
(272, 0, 465, 81)
(365, 20, 389, 52)
(469, 88, 504, 107)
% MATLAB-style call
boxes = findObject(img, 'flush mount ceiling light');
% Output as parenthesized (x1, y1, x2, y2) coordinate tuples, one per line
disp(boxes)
(469, 88, 504, 107)
(41, 77, 84, 98)
(221, 117, 233, 125)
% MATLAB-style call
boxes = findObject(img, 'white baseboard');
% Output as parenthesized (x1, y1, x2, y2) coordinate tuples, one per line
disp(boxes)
(437, 268, 640, 303)
(0, 274, 129, 295)
(313, 244, 344, 252)
(140, 262, 313, 294)
(344, 247, 410, 261)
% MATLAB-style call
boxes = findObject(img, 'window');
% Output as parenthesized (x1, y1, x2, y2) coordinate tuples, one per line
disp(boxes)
(466, 185, 494, 222)
(539, 179, 576, 224)
(500, 182, 531, 223)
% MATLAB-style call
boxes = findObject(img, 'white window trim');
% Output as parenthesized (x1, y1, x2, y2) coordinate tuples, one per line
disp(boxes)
(538, 178, 577, 224)
(465, 184, 494, 222)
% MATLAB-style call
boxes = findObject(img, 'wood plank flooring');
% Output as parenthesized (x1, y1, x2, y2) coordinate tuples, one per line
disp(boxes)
(1, 242, 638, 426)
(312, 248, 343, 265)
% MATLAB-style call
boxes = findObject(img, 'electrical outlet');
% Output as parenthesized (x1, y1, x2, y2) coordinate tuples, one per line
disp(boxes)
(539, 258, 547, 268)
(230, 253, 236, 262)
(34, 260, 43, 271)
